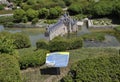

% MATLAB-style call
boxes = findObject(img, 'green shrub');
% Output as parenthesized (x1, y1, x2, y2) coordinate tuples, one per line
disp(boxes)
(0, 54, 21, 82)
(62, 55, 120, 82)
(0, 5, 4, 10)
(36, 40, 49, 49)
(69, 38, 83, 49)
(4, 22, 14, 27)
(36, 36, 83, 51)
(68, 3, 83, 15)
(12, 33, 31, 49)
(50, 37, 83, 51)
(49, 38, 69, 51)
(0, 32, 15, 55)
(32, 18, 39, 24)
(19, 49, 49, 69)
(0, 16, 14, 25)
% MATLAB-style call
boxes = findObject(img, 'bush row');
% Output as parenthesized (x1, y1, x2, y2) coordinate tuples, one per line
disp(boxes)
(13, 6, 63, 23)
(11, 33, 31, 49)
(67, 0, 120, 18)
(36, 37, 83, 51)
(0, 54, 21, 82)
(62, 55, 120, 82)
(0, 16, 14, 26)
(0, 32, 31, 49)
(19, 49, 49, 69)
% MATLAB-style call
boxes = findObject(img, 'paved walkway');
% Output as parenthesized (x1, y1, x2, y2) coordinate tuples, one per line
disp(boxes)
(0, 14, 13, 17)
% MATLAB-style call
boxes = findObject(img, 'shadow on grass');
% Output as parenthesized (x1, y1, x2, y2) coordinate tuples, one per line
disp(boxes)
(40, 67, 60, 75)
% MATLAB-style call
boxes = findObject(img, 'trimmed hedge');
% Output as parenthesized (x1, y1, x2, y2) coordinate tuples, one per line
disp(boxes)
(0, 54, 21, 82)
(49, 38, 69, 51)
(0, 32, 15, 55)
(36, 40, 49, 49)
(19, 49, 49, 69)
(69, 37, 83, 50)
(12, 33, 31, 49)
(36, 37, 83, 51)
(62, 55, 120, 82)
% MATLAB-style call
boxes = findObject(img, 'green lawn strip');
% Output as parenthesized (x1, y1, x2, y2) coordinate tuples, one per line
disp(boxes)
(20, 47, 119, 82)
(80, 33, 105, 41)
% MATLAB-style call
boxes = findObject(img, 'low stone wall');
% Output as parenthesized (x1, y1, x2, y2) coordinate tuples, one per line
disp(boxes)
(88, 20, 119, 29)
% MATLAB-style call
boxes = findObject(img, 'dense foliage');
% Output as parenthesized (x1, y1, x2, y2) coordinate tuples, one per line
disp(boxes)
(0, 32, 31, 49)
(12, 0, 120, 22)
(36, 40, 49, 50)
(0, 16, 14, 26)
(68, 3, 82, 15)
(0, 54, 21, 82)
(11, 33, 31, 49)
(13, 7, 63, 23)
(49, 38, 69, 51)
(36, 37, 83, 51)
(19, 49, 49, 69)
(62, 54, 120, 82)
(0, 5, 4, 10)
(0, 32, 15, 55)
(13, 9, 26, 22)
(67, 0, 120, 18)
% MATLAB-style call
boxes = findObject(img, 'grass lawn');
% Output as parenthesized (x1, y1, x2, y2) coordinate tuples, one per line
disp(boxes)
(0, 10, 13, 14)
(20, 47, 119, 82)
(89, 28, 115, 34)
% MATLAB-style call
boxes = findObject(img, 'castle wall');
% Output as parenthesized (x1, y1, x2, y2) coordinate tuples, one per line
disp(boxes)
(49, 24, 67, 40)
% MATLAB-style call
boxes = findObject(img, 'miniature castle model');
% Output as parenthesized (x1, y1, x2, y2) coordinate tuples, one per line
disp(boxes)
(45, 13, 78, 40)
(0, 0, 13, 8)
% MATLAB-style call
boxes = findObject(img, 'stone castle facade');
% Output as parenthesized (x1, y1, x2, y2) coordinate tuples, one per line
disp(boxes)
(45, 13, 78, 40)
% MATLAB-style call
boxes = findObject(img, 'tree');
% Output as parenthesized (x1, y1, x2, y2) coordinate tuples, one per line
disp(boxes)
(63, 0, 73, 6)
(68, 3, 83, 15)
(55, 6, 63, 16)
(0, 32, 15, 55)
(22, 16, 28, 23)
(32, 18, 39, 24)
(27, 0, 36, 5)
(114, 2, 120, 17)
(26, 9, 39, 21)
(38, 8, 49, 19)
(13, 0, 23, 6)
(93, 1, 113, 16)
(13, 9, 26, 22)
(48, 7, 62, 19)
(21, 3, 31, 10)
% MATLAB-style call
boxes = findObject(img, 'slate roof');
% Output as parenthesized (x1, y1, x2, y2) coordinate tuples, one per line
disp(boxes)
(47, 13, 77, 33)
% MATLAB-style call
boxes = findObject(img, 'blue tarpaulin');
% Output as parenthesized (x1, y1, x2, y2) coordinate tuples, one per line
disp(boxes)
(46, 52, 69, 67)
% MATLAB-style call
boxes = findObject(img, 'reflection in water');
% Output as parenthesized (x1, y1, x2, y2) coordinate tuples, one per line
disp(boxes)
(1, 25, 120, 47)
(0, 25, 4, 32)
(29, 34, 45, 47)
(5, 28, 45, 47)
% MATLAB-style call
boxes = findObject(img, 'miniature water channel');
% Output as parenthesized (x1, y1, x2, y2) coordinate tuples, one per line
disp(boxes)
(0, 24, 120, 47)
